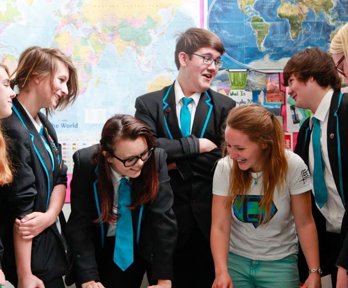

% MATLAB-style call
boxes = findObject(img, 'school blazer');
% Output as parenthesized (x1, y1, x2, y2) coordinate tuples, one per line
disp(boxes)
(66, 145, 177, 286)
(135, 83, 236, 246)
(295, 90, 348, 270)
(0, 97, 68, 282)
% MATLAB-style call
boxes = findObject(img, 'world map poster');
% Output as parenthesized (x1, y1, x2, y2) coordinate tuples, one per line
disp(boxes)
(207, 0, 348, 70)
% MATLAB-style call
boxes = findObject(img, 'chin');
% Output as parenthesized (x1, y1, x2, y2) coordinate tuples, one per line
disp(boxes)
(128, 170, 141, 178)
(237, 163, 249, 171)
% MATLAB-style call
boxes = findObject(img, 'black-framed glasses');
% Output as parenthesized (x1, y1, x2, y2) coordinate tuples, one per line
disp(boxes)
(335, 55, 346, 77)
(112, 147, 154, 167)
(191, 53, 223, 69)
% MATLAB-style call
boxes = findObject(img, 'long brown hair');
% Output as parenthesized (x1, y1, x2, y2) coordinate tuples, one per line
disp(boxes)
(0, 64, 13, 185)
(96, 114, 158, 223)
(226, 104, 288, 223)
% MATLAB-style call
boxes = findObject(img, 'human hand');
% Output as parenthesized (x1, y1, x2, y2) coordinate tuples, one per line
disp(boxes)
(301, 272, 321, 288)
(148, 279, 171, 288)
(18, 274, 44, 288)
(15, 211, 53, 239)
(0, 269, 5, 286)
(81, 280, 105, 288)
(199, 138, 217, 153)
(212, 272, 233, 288)
(337, 266, 348, 288)
(167, 162, 177, 171)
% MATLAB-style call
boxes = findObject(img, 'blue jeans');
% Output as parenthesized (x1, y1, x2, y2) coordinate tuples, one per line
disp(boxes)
(228, 252, 299, 288)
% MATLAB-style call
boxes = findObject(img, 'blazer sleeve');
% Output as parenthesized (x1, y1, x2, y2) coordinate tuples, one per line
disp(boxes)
(146, 148, 177, 280)
(4, 125, 37, 218)
(135, 96, 200, 162)
(66, 149, 100, 285)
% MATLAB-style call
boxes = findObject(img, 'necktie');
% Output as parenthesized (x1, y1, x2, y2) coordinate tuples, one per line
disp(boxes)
(180, 97, 193, 137)
(312, 117, 328, 208)
(114, 178, 133, 271)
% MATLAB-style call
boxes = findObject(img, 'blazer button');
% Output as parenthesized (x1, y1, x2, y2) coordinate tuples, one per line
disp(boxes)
(329, 133, 334, 139)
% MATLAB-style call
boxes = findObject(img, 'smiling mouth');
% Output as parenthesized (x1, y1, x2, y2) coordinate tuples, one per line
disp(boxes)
(202, 73, 213, 80)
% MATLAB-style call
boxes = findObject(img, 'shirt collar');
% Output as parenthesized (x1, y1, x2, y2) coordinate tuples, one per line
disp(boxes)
(110, 166, 128, 184)
(18, 101, 42, 133)
(174, 80, 201, 106)
(310, 88, 333, 126)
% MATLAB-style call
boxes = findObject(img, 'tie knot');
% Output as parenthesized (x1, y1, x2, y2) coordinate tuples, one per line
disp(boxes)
(312, 117, 320, 126)
(182, 97, 193, 107)
(118, 178, 131, 203)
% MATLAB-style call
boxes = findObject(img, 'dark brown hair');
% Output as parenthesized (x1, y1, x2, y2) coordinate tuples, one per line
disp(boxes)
(226, 104, 288, 223)
(96, 114, 158, 223)
(174, 27, 225, 69)
(283, 47, 341, 90)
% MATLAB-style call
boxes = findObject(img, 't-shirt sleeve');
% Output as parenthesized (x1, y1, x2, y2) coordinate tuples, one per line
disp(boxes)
(213, 156, 231, 196)
(286, 150, 312, 195)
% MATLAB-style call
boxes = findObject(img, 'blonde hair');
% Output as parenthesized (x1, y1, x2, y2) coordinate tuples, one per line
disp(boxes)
(0, 64, 13, 185)
(330, 23, 348, 63)
(12, 46, 79, 112)
(226, 104, 288, 223)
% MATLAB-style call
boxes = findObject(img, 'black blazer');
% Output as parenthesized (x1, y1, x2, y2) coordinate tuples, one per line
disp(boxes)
(0, 97, 68, 283)
(65, 145, 177, 286)
(295, 90, 348, 270)
(135, 83, 236, 246)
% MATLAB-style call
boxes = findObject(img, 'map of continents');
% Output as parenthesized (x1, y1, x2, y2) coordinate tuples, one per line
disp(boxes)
(0, 0, 199, 170)
(208, 0, 348, 69)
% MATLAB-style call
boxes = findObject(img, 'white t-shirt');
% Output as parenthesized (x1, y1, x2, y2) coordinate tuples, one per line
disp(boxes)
(213, 150, 312, 261)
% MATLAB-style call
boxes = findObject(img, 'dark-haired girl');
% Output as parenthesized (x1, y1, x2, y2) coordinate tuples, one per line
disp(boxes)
(66, 114, 177, 288)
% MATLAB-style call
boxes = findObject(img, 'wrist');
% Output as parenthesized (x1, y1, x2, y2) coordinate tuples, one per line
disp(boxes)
(157, 279, 171, 288)
(308, 267, 322, 275)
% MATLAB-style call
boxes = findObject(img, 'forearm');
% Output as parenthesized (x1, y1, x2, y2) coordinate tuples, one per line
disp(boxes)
(297, 221, 320, 270)
(211, 226, 230, 275)
(14, 227, 33, 278)
(46, 184, 66, 225)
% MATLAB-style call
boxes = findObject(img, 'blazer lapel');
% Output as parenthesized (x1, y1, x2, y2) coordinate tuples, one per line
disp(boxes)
(162, 85, 182, 139)
(13, 99, 53, 173)
(192, 91, 213, 138)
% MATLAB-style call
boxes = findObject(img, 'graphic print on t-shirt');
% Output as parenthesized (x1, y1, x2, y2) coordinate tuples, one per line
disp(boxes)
(233, 195, 278, 228)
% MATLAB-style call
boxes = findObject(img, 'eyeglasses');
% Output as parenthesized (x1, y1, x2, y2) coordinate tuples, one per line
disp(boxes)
(191, 53, 223, 69)
(335, 55, 346, 77)
(111, 147, 154, 167)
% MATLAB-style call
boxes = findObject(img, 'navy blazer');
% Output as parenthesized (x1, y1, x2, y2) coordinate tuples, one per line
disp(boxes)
(135, 83, 236, 246)
(295, 91, 348, 271)
(65, 145, 177, 286)
(0, 97, 68, 283)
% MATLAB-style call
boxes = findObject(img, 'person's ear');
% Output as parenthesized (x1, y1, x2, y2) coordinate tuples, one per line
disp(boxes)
(178, 52, 189, 67)
(102, 150, 113, 164)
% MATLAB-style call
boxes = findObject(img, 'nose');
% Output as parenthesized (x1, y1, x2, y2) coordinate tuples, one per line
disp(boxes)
(8, 87, 15, 99)
(287, 86, 293, 95)
(207, 61, 217, 70)
(134, 158, 144, 168)
(228, 148, 238, 160)
(61, 83, 69, 96)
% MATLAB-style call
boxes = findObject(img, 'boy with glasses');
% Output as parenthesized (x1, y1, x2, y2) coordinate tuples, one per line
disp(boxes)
(135, 27, 235, 288)
(283, 47, 348, 288)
